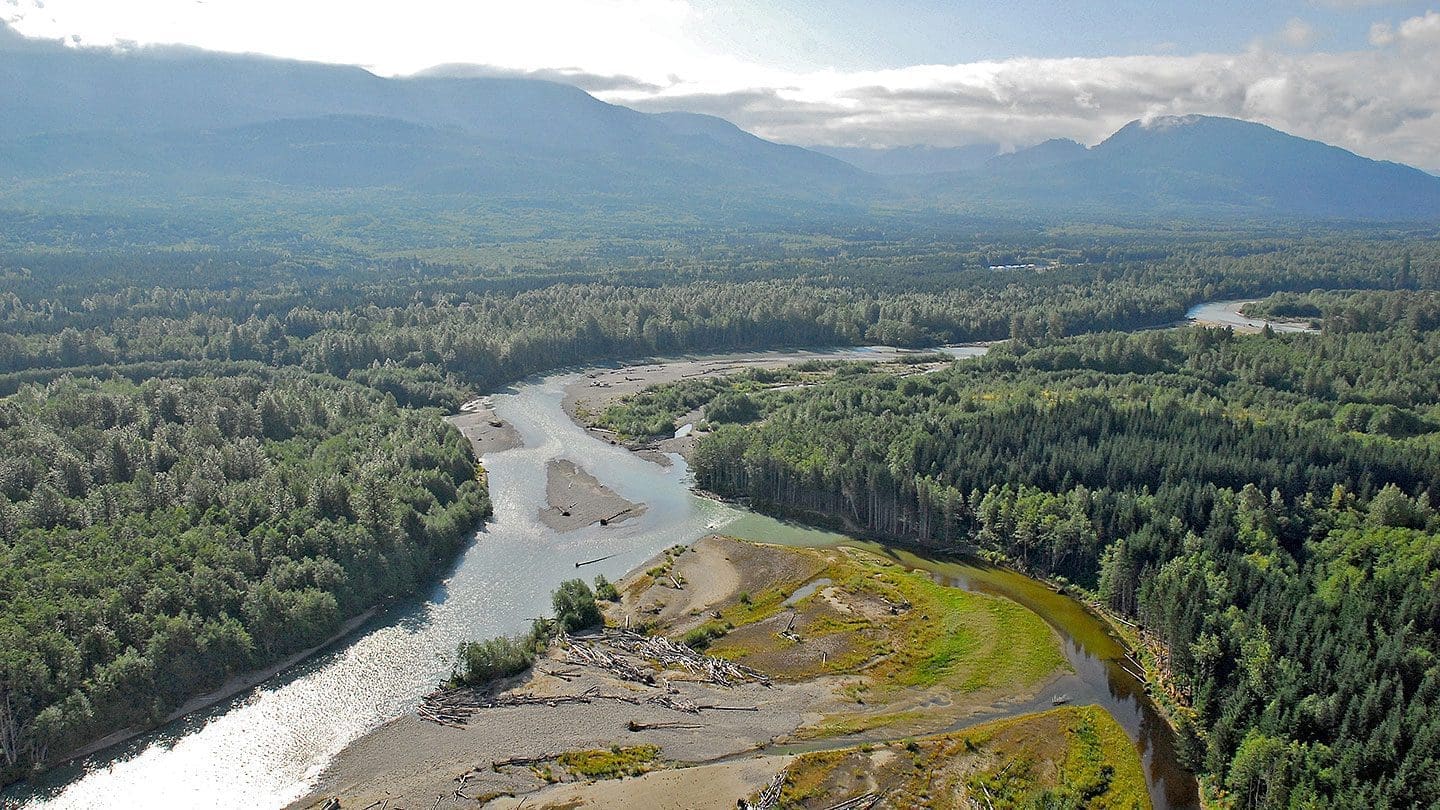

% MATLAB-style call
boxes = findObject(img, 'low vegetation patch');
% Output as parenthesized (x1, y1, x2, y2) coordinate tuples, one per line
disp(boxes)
(681, 621, 730, 650)
(593, 574, 621, 602)
(450, 635, 536, 687)
(557, 744, 662, 780)
(450, 578, 603, 686)
(771, 706, 1148, 809)
(701, 544, 1066, 698)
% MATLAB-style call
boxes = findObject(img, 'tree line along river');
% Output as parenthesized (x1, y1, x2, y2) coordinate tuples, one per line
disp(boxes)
(8, 301, 1288, 809)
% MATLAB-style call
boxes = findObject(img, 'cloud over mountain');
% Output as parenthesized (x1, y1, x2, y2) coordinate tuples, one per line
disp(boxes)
(4, 4, 1438, 171)
(602, 15, 1440, 172)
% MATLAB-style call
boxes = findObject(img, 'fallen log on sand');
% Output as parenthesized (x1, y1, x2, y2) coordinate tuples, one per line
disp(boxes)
(491, 753, 556, 771)
(597, 509, 630, 526)
(417, 683, 708, 727)
(743, 769, 787, 810)
(628, 719, 705, 731)
(824, 794, 882, 810)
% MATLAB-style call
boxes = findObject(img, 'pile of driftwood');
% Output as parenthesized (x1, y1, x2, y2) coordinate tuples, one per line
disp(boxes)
(566, 630, 770, 687)
(415, 629, 768, 727)
(419, 685, 614, 726)
(824, 793, 882, 809)
(741, 773, 883, 809)
(417, 687, 479, 727)
(417, 682, 731, 728)
(562, 634, 658, 685)
(743, 769, 787, 810)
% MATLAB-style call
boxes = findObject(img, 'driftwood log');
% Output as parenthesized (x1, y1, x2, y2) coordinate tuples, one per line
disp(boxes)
(565, 630, 770, 688)
(416, 630, 768, 727)
(491, 753, 556, 771)
(628, 719, 705, 731)
(824, 793, 882, 810)
(744, 769, 787, 810)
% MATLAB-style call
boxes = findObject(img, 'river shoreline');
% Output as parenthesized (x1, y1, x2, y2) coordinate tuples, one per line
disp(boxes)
(46, 606, 380, 772)
(557, 359, 1206, 808)
(294, 535, 1083, 809)
(295, 344, 1207, 809)
(21, 308, 1326, 807)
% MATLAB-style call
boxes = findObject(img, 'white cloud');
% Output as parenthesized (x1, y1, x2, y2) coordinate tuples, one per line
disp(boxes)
(4, 1, 1440, 171)
(1394, 9, 1440, 43)
(1, 0, 705, 76)
(600, 39, 1440, 171)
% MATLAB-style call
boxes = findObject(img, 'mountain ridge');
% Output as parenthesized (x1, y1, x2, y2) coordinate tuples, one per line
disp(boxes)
(2, 26, 1438, 222)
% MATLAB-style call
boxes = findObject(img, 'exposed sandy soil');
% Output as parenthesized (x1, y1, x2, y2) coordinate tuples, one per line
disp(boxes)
(564, 356, 800, 467)
(482, 755, 794, 810)
(613, 537, 1072, 743)
(562, 356, 802, 424)
(290, 538, 854, 810)
(1187, 300, 1318, 335)
(613, 536, 827, 636)
(292, 646, 837, 810)
(294, 538, 1070, 810)
(469, 707, 1144, 810)
(449, 400, 522, 456)
(540, 458, 645, 532)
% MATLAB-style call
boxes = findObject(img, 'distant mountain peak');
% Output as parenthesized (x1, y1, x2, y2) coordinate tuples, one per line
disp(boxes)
(1138, 113, 1207, 130)
(1, 29, 1437, 223)
(967, 113, 1440, 219)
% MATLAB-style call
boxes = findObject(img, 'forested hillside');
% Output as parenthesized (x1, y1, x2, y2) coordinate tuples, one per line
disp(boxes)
(1, 231, 1435, 791)
(3, 234, 1435, 407)
(614, 289, 1440, 806)
(0, 371, 488, 783)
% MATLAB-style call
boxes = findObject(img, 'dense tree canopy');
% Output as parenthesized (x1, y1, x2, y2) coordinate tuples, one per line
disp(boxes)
(0, 370, 488, 781)
(2, 227, 1437, 793)
(613, 290, 1440, 806)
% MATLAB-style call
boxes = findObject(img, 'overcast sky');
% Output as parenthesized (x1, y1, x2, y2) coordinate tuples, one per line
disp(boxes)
(4, 0, 1439, 169)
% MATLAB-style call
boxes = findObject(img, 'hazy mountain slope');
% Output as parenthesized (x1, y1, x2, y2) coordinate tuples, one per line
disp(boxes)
(986, 139, 1088, 170)
(3, 23, 1439, 223)
(966, 116, 1440, 219)
(813, 144, 1001, 175)
(0, 29, 865, 204)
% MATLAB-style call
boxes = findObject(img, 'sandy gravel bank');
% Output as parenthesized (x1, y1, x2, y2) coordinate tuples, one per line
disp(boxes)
(292, 651, 834, 809)
(540, 458, 645, 531)
(563, 355, 804, 467)
(293, 534, 1077, 810)
(449, 400, 522, 456)
(482, 754, 793, 809)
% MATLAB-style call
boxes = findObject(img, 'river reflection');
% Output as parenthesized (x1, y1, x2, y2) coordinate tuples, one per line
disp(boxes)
(8, 347, 1197, 809)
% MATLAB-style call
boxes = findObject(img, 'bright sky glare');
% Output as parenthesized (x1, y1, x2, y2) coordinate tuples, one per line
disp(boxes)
(3, 0, 1439, 169)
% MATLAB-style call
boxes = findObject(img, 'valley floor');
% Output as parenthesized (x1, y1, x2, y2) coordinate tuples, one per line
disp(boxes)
(296, 536, 1148, 809)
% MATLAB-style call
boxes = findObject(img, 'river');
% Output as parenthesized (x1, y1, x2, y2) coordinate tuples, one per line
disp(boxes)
(4, 349, 902, 809)
(7, 306, 1321, 809)
(1186, 299, 1318, 333)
